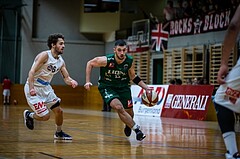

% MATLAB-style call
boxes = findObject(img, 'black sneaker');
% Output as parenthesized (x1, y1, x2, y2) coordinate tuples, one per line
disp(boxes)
(54, 131, 72, 140)
(225, 151, 240, 159)
(135, 128, 146, 141)
(124, 125, 132, 137)
(233, 152, 240, 159)
(23, 110, 34, 130)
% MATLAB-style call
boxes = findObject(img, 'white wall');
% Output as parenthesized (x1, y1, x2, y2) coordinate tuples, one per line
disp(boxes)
(20, 0, 105, 85)
(19, 0, 237, 86)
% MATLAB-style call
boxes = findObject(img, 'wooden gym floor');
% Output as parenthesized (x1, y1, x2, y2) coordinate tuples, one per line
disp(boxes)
(0, 104, 232, 159)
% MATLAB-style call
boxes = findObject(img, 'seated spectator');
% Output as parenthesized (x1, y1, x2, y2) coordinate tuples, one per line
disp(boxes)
(197, 77, 204, 85)
(188, 0, 198, 17)
(208, 0, 217, 14)
(169, 78, 182, 85)
(229, 0, 238, 15)
(192, 77, 199, 85)
(163, 0, 176, 22)
(203, 78, 209, 85)
(192, 77, 209, 85)
(169, 78, 176, 85)
(182, 0, 193, 17)
(175, 78, 182, 85)
(186, 78, 192, 85)
(175, 0, 185, 19)
(201, 2, 209, 16)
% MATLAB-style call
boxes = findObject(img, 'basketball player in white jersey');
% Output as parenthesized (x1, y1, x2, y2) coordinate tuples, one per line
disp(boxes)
(214, 5, 240, 159)
(23, 33, 78, 140)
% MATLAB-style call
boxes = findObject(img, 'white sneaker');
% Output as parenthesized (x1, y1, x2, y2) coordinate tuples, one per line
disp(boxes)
(225, 151, 240, 159)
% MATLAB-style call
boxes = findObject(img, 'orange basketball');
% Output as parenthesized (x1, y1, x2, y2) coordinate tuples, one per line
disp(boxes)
(13, 99, 18, 105)
(141, 90, 159, 107)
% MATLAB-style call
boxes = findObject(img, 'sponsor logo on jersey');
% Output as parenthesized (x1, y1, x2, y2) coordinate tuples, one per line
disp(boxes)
(109, 62, 115, 68)
(128, 100, 133, 107)
(225, 87, 240, 104)
(123, 64, 128, 70)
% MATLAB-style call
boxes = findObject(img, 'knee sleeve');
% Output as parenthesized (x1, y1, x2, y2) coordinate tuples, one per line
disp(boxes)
(50, 101, 60, 110)
(214, 102, 235, 133)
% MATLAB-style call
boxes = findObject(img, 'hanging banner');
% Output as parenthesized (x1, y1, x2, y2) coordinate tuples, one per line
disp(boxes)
(151, 23, 169, 52)
(168, 8, 233, 37)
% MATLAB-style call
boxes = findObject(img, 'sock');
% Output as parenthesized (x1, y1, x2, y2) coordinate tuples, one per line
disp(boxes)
(132, 124, 140, 131)
(56, 125, 62, 132)
(29, 112, 34, 119)
(223, 131, 238, 155)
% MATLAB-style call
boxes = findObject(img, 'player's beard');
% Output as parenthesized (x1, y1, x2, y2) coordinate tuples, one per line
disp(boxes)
(116, 53, 125, 60)
(56, 48, 63, 55)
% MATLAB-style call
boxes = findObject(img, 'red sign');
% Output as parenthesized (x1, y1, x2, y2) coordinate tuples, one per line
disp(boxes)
(161, 85, 214, 120)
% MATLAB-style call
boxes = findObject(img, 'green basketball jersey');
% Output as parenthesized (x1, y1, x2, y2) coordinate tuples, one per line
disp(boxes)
(98, 54, 133, 88)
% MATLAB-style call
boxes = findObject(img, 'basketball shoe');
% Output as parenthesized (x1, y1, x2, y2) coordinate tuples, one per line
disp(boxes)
(225, 151, 240, 159)
(124, 125, 132, 137)
(134, 126, 146, 141)
(54, 131, 72, 140)
(23, 110, 34, 130)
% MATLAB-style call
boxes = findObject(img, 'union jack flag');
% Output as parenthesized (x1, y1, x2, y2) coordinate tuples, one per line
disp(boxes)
(151, 23, 169, 51)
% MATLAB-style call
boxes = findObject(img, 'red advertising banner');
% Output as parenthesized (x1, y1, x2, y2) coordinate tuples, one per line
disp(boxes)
(161, 85, 214, 120)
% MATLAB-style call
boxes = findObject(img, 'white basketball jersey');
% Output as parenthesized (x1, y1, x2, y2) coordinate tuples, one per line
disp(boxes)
(214, 58, 240, 113)
(30, 50, 64, 86)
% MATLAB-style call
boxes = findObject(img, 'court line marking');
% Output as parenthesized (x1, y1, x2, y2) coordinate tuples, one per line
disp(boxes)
(39, 152, 63, 159)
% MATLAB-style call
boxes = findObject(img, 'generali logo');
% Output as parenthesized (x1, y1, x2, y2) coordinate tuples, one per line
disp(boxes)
(164, 94, 210, 110)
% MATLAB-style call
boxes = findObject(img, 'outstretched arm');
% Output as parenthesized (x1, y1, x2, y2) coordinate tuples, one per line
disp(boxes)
(84, 56, 107, 91)
(60, 63, 78, 88)
(217, 5, 240, 84)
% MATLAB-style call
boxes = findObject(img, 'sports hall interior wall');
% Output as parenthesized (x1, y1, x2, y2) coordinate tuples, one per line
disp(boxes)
(19, 0, 166, 85)
(13, 0, 232, 86)
(3, 84, 103, 110)
(22, 0, 231, 85)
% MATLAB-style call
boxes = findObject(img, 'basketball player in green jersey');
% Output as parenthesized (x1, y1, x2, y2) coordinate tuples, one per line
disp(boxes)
(84, 39, 149, 141)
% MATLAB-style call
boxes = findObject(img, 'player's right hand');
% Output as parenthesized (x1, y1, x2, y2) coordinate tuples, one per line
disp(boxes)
(71, 80, 78, 88)
(217, 65, 228, 85)
(84, 82, 92, 91)
(29, 88, 36, 96)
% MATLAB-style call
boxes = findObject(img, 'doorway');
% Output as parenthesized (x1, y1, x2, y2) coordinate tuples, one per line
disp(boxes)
(153, 58, 163, 84)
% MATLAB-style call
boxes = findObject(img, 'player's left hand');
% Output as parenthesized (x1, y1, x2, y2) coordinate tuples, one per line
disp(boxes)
(145, 87, 152, 92)
(71, 80, 78, 88)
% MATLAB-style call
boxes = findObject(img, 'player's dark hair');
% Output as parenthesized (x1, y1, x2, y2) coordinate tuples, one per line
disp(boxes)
(115, 39, 126, 47)
(47, 33, 64, 49)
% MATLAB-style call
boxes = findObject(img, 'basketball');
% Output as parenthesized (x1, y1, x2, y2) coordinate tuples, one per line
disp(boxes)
(13, 99, 18, 105)
(141, 90, 159, 107)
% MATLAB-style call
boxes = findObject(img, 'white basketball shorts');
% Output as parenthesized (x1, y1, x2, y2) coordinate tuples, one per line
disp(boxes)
(3, 89, 10, 96)
(24, 83, 60, 117)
